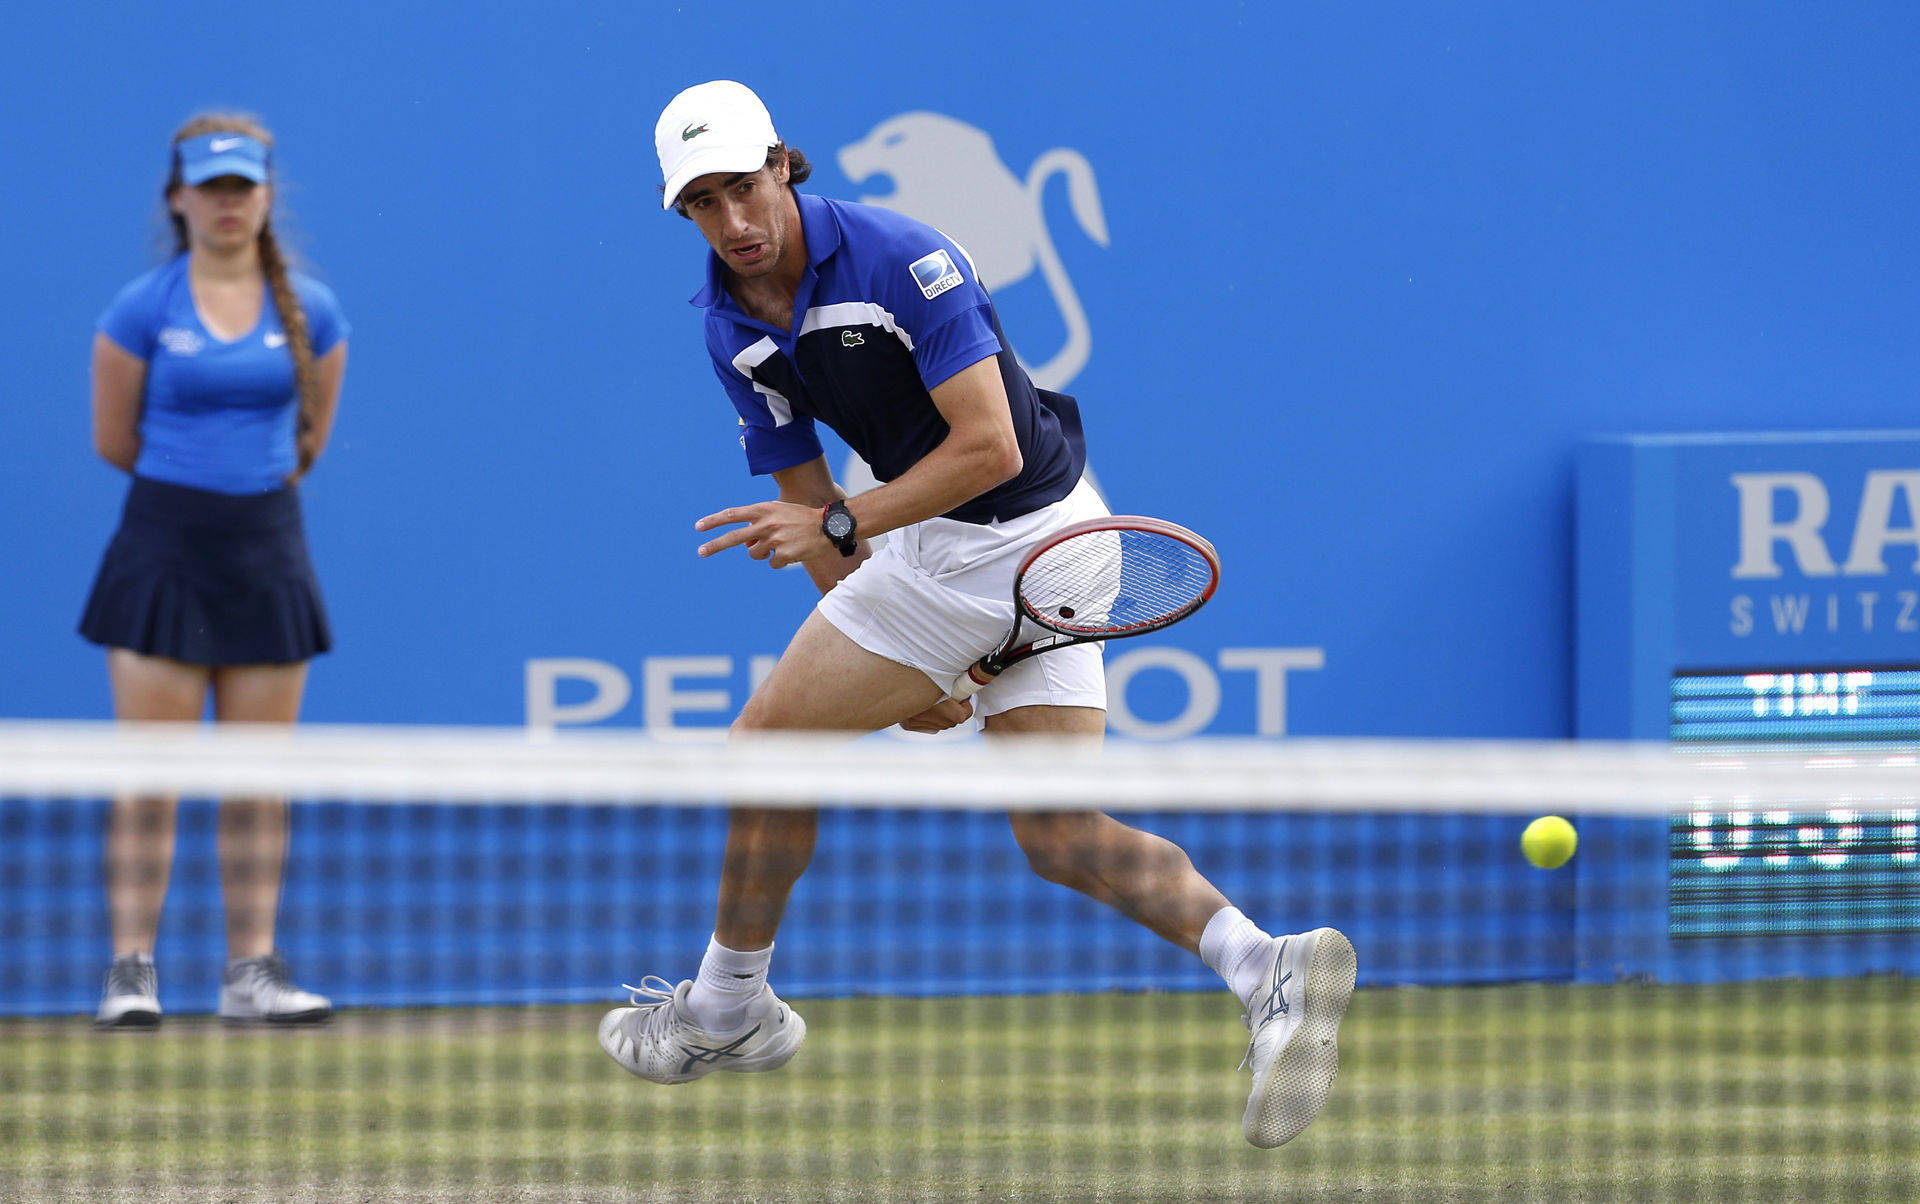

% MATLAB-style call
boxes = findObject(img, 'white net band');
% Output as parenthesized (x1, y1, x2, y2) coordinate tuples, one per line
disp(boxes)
(2, 721, 1916, 812)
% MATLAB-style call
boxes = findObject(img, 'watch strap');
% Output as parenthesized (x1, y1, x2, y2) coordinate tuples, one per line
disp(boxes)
(821, 500, 858, 556)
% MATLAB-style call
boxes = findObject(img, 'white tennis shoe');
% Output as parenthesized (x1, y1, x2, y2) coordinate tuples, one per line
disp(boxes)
(597, 976, 806, 1084)
(218, 953, 332, 1024)
(1239, 927, 1357, 1149)
(95, 952, 162, 1028)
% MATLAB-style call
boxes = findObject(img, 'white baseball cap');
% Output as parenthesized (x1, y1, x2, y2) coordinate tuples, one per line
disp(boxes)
(656, 80, 779, 210)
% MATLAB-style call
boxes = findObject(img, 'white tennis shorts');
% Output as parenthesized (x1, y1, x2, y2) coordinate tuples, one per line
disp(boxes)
(816, 477, 1110, 718)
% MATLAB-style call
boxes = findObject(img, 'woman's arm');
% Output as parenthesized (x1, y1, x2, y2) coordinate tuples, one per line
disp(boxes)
(90, 333, 147, 473)
(292, 342, 349, 480)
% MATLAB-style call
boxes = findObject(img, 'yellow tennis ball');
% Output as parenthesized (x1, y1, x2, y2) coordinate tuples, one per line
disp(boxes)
(1521, 816, 1578, 869)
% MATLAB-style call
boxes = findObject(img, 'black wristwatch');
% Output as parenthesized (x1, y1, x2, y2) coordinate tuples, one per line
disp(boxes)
(821, 500, 859, 557)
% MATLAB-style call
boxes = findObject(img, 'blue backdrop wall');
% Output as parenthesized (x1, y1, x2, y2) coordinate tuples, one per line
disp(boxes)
(5, 2, 1918, 737)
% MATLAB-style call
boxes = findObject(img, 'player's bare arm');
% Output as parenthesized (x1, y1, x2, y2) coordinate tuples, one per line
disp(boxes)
(695, 355, 1020, 567)
(845, 355, 1022, 532)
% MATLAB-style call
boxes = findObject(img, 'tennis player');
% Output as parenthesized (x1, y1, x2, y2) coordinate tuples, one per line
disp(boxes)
(83, 114, 345, 1029)
(598, 80, 1354, 1148)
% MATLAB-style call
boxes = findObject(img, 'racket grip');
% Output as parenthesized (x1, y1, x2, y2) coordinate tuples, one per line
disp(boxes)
(949, 660, 1000, 701)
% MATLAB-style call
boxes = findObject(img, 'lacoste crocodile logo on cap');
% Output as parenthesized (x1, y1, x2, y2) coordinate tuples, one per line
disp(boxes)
(681, 123, 709, 141)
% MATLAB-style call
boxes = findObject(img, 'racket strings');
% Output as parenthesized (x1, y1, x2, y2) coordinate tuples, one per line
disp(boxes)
(1020, 529, 1214, 635)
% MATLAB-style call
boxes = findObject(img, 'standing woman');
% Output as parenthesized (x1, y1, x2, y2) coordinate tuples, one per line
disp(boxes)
(83, 114, 348, 1027)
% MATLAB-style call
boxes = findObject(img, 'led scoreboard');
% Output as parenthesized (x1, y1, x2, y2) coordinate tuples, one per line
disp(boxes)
(1578, 432, 1920, 982)
(1668, 669, 1920, 938)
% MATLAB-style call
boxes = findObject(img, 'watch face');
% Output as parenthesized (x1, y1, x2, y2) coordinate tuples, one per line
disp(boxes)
(825, 511, 855, 540)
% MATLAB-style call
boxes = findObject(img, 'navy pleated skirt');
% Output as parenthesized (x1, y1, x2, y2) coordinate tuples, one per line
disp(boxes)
(79, 476, 331, 665)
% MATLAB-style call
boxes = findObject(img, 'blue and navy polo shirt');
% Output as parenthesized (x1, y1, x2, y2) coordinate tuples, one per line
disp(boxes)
(98, 253, 348, 494)
(695, 192, 1085, 524)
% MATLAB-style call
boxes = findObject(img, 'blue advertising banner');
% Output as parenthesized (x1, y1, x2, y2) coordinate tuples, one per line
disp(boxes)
(1679, 435, 1920, 668)
(1576, 431, 1920, 983)
(1579, 431, 1920, 738)
(3, 3, 1918, 740)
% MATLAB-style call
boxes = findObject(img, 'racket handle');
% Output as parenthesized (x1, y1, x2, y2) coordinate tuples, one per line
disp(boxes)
(949, 659, 1001, 701)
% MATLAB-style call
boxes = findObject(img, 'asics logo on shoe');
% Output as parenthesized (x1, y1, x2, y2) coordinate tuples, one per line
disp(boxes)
(1260, 939, 1293, 1026)
(676, 1023, 762, 1074)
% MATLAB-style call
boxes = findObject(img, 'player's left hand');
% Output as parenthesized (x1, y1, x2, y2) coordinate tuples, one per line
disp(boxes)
(695, 501, 828, 568)
(900, 697, 974, 734)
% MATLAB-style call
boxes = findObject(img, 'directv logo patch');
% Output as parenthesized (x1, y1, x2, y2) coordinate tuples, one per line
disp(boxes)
(158, 327, 205, 357)
(908, 249, 963, 300)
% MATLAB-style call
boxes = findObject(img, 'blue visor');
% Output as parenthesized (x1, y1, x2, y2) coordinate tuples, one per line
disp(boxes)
(177, 132, 270, 185)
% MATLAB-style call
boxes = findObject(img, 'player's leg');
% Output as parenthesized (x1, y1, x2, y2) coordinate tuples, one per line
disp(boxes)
(738, 607, 949, 733)
(990, 703, 1232, 952)
(207, 662, 330, 1023)
(705, 613, 942, 1013)
(988, 701, 1354, 1149)
(600, 611, 942, 1083)
(716, 609, 947, 946)
(97, 649, 208, 1027)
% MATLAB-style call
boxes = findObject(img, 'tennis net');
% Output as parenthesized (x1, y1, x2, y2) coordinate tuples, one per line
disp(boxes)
(2, 722, 1916, 1202)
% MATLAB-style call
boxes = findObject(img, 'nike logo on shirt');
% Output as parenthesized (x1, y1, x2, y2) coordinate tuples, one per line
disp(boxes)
(264, 332, 288, 348)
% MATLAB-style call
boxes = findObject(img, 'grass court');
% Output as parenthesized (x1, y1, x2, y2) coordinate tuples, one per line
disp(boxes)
(3, 977, 1914, 1202)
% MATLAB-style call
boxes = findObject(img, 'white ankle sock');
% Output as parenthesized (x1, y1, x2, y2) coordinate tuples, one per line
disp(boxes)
(1199, 906, 1273, 1005)
(684, 936, 772, 1032)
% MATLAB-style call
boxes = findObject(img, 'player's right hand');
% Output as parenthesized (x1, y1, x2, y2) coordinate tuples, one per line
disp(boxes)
(695, 500, 829, 567)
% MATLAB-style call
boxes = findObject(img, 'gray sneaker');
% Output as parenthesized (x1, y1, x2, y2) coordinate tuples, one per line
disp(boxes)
(597, 976, 806, 1084)
(218, 953, 332, 1024)
(95, 953, 161, 1028)
(1240, 927, 1357, 1149)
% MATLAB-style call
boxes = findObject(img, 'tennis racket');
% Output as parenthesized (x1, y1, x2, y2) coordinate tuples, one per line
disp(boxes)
(949, 515, 1221, 700)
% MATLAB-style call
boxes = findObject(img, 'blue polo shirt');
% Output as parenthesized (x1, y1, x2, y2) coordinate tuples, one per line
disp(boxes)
(695, 192, 1085, 524)
(98, 253, 348, 495)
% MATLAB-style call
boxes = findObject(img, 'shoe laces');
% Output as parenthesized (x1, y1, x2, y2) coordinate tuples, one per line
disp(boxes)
(622, 975, 676, 1007)
(105, 955, 155, 999)
(618, 976, 682, 1044)
(232, 952, 300, 996)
